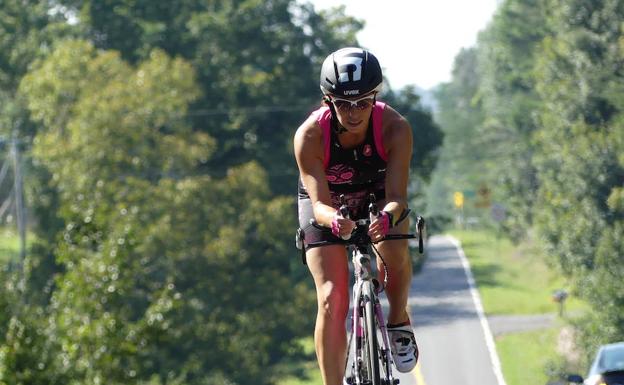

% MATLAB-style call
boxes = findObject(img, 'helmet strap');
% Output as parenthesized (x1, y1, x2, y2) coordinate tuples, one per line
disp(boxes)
(326, 98, 347, 134)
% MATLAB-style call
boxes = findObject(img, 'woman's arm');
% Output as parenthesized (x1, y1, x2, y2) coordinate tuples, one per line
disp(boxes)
(368, 108, 412, 240)
(294, 118, 354, 234)
(383, 109, 413, 218)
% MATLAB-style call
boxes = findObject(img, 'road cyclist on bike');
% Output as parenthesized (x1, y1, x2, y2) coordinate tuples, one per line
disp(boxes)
(294, 47, 419, 385)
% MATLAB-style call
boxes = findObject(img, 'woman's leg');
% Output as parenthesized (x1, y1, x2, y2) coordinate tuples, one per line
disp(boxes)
(376, 217, 412, 325)
(306, 245, 350, 385)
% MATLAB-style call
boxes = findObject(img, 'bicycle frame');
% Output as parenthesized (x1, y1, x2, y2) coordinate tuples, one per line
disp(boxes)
(346, 243, 397, 385)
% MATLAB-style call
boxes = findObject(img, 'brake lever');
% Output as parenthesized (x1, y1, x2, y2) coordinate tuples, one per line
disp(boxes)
(368, 193, 379, 219)
(338, 194, 351, 240)
(338, 194, 349, 218)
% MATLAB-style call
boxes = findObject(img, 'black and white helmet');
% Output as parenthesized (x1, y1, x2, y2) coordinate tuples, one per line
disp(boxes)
(320, 47, 383, 98)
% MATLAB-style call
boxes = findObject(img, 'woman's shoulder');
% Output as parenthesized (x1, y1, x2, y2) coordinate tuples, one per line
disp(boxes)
(380, 103, 411, 136)
(294, 106, 327, 147)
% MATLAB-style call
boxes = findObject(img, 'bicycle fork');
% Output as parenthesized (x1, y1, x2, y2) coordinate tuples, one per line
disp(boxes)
(348, 279, 364, 384)
(374, 295, 398, 385)
(347, 283, 399, 385)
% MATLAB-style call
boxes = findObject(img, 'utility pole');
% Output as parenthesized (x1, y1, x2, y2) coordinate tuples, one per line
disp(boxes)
(10, 135, 26, 262)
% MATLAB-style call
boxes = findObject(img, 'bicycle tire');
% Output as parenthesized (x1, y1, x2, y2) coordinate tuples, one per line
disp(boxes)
(363, 281, 381, 385)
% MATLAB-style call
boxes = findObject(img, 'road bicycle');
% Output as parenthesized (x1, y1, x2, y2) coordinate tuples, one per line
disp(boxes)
(296, 194, 425, 385)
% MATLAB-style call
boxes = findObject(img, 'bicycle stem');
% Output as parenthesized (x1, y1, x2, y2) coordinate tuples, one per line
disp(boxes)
(338, 194, 352, 241)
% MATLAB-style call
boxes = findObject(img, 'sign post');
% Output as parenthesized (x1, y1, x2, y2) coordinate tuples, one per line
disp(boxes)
(453, 191, 464, 228)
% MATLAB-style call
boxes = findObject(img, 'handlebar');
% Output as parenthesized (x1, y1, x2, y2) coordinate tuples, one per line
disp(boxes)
(296, 194, 426, 266)
(308, 193, 426, 253)
(305, 219, 422, 250)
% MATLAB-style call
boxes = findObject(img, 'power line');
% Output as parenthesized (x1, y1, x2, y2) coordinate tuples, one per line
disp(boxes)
(186, 104, 321, 116)
(0, 102, 431, 123)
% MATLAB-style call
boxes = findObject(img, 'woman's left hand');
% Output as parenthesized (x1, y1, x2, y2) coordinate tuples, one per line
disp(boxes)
(368, 211, 390, 242)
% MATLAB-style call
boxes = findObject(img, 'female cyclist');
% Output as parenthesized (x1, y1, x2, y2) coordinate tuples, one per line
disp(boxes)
(294, 47, 419, 385)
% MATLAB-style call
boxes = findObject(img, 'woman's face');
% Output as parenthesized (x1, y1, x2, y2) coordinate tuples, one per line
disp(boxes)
(330, 93, 375, 133)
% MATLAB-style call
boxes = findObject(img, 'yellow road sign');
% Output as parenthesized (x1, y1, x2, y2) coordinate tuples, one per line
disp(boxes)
(453, 191, 464, 208)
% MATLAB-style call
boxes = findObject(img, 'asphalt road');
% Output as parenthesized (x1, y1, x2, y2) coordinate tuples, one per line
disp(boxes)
(391, 234, 506, 385)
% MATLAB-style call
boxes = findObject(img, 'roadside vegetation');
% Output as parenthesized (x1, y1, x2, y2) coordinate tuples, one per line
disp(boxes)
(452, 228, 588, 385)
(450, 229, 586, 315)
(497, 328, 560, 385)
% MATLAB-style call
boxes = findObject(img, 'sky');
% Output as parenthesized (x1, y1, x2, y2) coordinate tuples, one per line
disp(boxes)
(304, 0, 500, 90)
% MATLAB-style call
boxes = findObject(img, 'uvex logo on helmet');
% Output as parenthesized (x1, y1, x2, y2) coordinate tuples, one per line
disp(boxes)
(319, 47, 383, 98)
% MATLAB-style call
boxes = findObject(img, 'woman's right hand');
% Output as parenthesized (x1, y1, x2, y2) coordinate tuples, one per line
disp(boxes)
(331, 213, 356, 239)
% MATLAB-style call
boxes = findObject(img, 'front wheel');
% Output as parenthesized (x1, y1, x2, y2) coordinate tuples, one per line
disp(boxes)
(363, 281, 381, 385)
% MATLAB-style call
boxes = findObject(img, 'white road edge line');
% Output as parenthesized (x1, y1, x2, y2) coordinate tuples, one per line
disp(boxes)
(411, 362, 426, 385)
(448, 235, 508, 385)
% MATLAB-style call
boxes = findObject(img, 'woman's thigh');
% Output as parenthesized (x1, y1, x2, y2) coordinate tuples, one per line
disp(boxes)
(306, 245, 350, 309)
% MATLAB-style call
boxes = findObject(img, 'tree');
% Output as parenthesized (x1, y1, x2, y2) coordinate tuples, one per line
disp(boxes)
(0, 7, 79, 381)
(54, 0, 364, 193)
(533, 0, 624, 356)
(476, 0, 549, 238)
(0, 0, 77, 139)
(12, 39, 314, 384)
(427, 48, 487, 223)
(381, 86, 443, 215)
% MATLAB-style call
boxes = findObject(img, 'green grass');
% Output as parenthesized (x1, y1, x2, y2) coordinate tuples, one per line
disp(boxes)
(496, 327, 561, 385)
(0, 227, 21, 263)
(449, 229, 586, 315)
